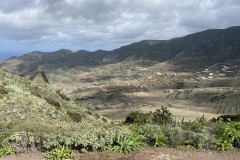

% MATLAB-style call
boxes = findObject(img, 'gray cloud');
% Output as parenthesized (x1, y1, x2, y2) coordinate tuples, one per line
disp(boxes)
(0, 0, 240, 54)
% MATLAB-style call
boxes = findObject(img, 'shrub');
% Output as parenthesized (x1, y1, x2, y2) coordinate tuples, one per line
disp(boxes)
(175, 81, 185, 89)
(215, 122, 240, 150)
(67, 111, 82, 123)
(0, 143, 15, 156)
(182, 121, 210, 133)
(184, 131, 209, 149)
(44, 145, 75, 160)
(0, 85, 7, 94)
(102, 118, 108, 122)
(164, 127, 183, 147)
(30, 87, 42, 98)
(125, 112, 151, 125)
(215, 114, 240, 122)
(56, 91, 70, 101)
(134, 125, 166, 147)
(125, 107, 173, 125)
(44, 97, 61, 109)
(112, 133, 145, 154)
(152, 106, 173, 125)
(0, 121, 22, 144)
(42, 125, 130, 151)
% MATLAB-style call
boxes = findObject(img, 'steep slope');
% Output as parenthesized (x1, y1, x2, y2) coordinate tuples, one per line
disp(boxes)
(0, 69, 104, 124)
(113, 26, 240, 69)
(0, 69, 133, 154)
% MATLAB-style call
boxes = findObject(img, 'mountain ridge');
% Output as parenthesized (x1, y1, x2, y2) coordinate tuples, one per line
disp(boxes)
(1, 26, 240, 74)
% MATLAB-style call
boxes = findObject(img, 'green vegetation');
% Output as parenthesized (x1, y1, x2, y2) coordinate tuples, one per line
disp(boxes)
(0, 143, 15, 156)
(124, 108, 240, 151)
(44, 145, 75, 160)
(44, 97, 61, 109)
(67, 110, 82, 123)
(2, 26, 240, 75)
(112, 134, 145, 153)
(152, 106, 173, 125)
(100, 80, 111, 85)
(212, 114, 240, 122)
(57, 90, 70, 101)
(125, 112, 151, 125)
(1, 68, 240, 159)
(133, 125, 166, 147)
(125, 106, 173, 125)
(215, 122, 240, 150)
(0, 86, 7, 94)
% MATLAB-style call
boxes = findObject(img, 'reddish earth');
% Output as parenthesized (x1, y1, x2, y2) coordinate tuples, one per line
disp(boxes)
(1, 147, 240, 160)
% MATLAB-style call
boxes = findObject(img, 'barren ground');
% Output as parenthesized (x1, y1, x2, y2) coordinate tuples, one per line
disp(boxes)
(1, 147, 240, 160)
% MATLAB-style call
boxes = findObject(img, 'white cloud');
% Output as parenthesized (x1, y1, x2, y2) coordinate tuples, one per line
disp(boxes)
(0, 0, 240, 55)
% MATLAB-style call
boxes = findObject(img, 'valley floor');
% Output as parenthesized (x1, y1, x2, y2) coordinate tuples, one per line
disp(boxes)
(1, 147, 240, 160)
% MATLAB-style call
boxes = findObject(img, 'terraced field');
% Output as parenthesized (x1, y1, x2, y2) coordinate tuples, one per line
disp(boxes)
(25, 60, 240, 122)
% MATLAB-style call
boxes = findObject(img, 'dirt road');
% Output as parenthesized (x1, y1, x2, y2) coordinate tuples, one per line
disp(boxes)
(1, 147, 240, 160)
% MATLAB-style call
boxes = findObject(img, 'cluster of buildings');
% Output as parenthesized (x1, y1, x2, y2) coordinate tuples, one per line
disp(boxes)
(201, 64, 239, 79)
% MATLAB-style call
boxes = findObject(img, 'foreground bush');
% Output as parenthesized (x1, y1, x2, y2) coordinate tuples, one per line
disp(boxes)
(44, 145, 75, 160)
(112, 134, 145, 153)
(125, 106, 173, 125)
(0, 121, 131, 153)
(0, 143, 15, 157)
(215, 122, 240, 150)
(132, 124, 166, 147)
(1, 120, 240, 157)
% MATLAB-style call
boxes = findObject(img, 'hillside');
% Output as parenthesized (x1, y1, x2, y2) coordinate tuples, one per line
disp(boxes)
(0, 69, 104, 124)
(0, 69, 135, 155)
(1, 68, 240, 160)
(1, 27, 240, 122)
(113, 26, 240, 69)
(1, 26, 240, 74)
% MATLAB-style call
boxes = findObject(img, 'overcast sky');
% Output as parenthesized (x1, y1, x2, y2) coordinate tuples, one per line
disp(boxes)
(0, 0, 240, 59)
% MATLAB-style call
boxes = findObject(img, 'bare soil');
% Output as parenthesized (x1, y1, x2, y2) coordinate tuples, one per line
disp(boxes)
(1, 147, 240, 160)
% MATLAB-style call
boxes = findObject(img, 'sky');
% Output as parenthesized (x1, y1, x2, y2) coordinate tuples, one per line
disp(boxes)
(1, 0, 240, 60)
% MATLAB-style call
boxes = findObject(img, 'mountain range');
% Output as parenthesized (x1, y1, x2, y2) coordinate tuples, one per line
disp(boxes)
(1, 26, 240, 74)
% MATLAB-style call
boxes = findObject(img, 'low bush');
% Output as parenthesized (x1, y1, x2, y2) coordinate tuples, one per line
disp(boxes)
(1, 122, 131, 153)
(44, 145, 75, 160)
(0, 85, 7, 94)
(67, 111, 82, 123)
(184, 131, 209, 149)
(125, 106, 173, 125)
(215, 122, 240, 150)
(56, 91, 70, 101)
(133, 125, 166, 147)
(152, 106, 173, 125)
(44, 97, 61, 109)
(0, 143, 14, 156)
(112, 133, 145, 154)
(30, 87, 42, 98)
(182, 121, 210, 133)
(215, 114, 240, 122)
(164, 127, 183, 147)
(125, 112, 151, 125)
